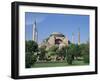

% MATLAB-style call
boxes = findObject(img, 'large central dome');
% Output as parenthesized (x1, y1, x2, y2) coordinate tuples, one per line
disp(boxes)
(51, 32, 65, 37)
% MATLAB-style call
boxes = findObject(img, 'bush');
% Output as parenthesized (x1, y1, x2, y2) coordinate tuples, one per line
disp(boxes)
(80, 43, 89, 63)
(83, 54, 89, 63)
(66, 53, 74, 65)
(25, 52, 37, 68)
(38, 46, 46, 60)
(56, 46, 67, 57)
(48, 45, 58, 52)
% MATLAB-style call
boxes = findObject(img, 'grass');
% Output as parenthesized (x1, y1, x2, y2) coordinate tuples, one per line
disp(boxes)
(32, 60, 89, 68)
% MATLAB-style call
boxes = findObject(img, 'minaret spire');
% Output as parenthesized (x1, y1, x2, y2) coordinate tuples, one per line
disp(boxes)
(72, 32, 74, 44)
(33, 20, 38, 43)
(78, 27, 80, 45)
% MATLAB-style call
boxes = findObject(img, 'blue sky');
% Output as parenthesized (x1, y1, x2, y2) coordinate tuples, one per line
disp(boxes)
(25, 12, 89, 44)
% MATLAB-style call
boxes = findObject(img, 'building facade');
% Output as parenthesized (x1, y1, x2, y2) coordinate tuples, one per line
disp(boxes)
(39, 32, 69, 50)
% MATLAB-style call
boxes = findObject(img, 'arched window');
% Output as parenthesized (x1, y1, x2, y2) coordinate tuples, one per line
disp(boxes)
(55, 39, 62, 45)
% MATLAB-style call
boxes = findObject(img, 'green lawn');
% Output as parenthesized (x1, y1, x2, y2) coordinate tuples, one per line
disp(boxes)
(32, 60, 89, 68)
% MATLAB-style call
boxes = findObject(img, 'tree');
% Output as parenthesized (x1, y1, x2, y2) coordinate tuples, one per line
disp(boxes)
(45, 45, 58, 61)
(56, 46, 67, 59)
(80, 43, 89, 63)
(25, 52, 37, 68)
(25, 40, 38, 53)
(38, 45, 46, 61)
(74, 44, 81, 60)
(82, 50, 89, 63)
(48, 45, 58, 52)
(47, 45, 58, 56)
(66, 44, 75, 64)
(25, 41, 38, 68)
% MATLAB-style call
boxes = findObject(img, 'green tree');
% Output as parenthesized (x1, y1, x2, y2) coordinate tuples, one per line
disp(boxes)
(25, 40, 38, 53)
(25, 41, 38, 68)
(66, 44, 75, 64)
(38, 45, 46, 60)
(46, 45, 59, 61)
(25, 52, 37, 68)
(56, 46, 67, 59)
(48, 45, 58, 52)
(74, 44, 81, 60)
(47, 45, 58, 56)
(80, 43, 89, 63)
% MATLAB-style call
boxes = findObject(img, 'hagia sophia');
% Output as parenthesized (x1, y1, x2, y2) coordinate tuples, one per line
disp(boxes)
(39, 32, 69, 50)
(32, 20, 80, 50)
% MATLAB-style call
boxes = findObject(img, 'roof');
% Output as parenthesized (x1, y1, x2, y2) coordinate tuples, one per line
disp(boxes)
(50, 32, 65, 37)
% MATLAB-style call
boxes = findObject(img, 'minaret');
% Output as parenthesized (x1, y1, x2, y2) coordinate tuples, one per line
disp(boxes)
(72, 32, 74, 44)
(78, 28, 80, 45)
(33, 20, 38, 42)
(65, 35, 68, 46)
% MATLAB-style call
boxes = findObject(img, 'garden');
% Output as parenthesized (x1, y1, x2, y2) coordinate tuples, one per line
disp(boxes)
(25, 41, 89, 68)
